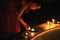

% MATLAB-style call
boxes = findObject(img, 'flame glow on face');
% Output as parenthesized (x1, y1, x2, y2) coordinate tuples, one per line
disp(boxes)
(30, 3, 41, 10)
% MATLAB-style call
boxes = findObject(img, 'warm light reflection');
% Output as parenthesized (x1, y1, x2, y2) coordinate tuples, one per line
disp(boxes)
(25, 36, 28, 38)
(41, 22, 58, 30)
(28, 27, 31, 30)
(38, 19, 60, 30)
(30, 32, 35, 37)
(31, 27, 60, 40)
(31, 19, 60, 40)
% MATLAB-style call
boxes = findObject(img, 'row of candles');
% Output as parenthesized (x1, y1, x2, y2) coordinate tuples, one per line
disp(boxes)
(46, 19, 60, 30)
(24, 19, 60, 39)
(25, 28, 35, 39)
(47, 19, 59, 25)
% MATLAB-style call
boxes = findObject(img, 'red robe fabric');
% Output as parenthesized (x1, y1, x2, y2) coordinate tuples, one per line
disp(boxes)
(16, 21, 21, 33)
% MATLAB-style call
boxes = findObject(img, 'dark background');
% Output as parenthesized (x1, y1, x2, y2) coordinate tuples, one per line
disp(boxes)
(0, 0, 60, 40)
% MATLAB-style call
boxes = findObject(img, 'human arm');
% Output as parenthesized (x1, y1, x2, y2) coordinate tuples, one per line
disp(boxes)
(17, 2, 41, 31)
(17, 4, 30, 31)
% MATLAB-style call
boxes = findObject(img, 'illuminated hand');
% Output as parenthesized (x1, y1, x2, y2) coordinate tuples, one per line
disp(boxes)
(25, 25, 31, 31)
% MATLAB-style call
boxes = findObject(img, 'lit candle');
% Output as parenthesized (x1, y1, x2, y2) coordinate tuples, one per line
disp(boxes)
(30, 32, 35, 37)
(52, 19, 55, 23)
(47, 21, 50, 29)
(31, 28, 35, 31)
(47, 21, 49, 25)
(57, 21, 59, 24)
(52, 19, 55, 27)
(56, 21, 60, 26)
(25, 32, 29, 35)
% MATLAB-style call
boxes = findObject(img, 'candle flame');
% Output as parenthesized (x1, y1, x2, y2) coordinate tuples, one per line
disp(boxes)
(57, 21, 59, 24)
(31, 28, 35, 31)
(52, 19, 55, 23)
(25, 32, 29, 35)
(47, 21, 49, 25)
(30, 32, 35, 37)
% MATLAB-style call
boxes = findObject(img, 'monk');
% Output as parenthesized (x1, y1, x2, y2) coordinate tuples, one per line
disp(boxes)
(17, 1, 41, 32)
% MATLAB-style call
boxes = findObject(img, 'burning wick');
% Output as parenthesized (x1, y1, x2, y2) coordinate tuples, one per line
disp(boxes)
(57, 21, 59, 24)
(47, 21, 49, 25)
(52, 19, 55, 23)
(45, 21, 50, 30)
(31, 28, 35, 31)
(52, 19, 55, 26)
(25, 32, 29, 35)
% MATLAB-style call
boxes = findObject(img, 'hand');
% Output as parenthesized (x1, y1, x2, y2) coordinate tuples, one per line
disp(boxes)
(25, 25, 31, 31)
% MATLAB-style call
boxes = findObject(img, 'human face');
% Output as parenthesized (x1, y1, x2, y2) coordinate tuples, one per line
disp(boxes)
(30, 3, 41, 10)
